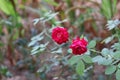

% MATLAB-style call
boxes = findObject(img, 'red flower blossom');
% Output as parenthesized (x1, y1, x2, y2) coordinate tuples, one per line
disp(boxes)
(52, 27, 69, 44)
(70, 37, 88, 55)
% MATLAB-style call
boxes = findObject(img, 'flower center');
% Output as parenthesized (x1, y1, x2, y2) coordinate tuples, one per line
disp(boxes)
(57, 33, 62, 38)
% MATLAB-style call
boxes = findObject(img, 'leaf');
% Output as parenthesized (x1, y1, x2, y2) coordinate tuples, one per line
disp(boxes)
(51, 48, 62, 54)
(31, 33, 44, 41)
(31, 45, 41, 52)
(68, 56, 80, 65)
(31, 42, 49, 55)
(106, 19, 120, 30)
(0, 0, 15, 15)
(116, 69, 120, 80)
(100, 59, 113, 66)
(101, 48, 110, 57)
(92, 56, 103, 63)
(111, 43, 120, 50)
(103, 36, 114, 44)
(113, 51, 120, 59)
(76, 60, 85, 75)
(31, 48, 45, 55)
(101, 0, 111, 19)
(87, 40, 96, 48)
(105, 65, 116, 75)
(84, 50, 91, 55)
(82, 55, 92, 63)
(92, 56, 112, 65)
(44, 0, 58, 6)
(67, 49, 72, 54)
(113, 0, 117, 13)
(33, 19, 40, 25)
(28, 34, 44, 47)
(55, 19, 68, 24)
(118, 63, 120, 69)
(44, 12, 59, 22)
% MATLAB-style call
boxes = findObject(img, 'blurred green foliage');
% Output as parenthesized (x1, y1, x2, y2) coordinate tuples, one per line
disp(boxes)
(101, 0, 117, 20)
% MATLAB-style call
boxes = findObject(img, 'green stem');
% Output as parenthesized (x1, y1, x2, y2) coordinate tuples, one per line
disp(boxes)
(84, 66, 93, 73)
(89, 49, 101, 54)
(112, 59, 120, 65)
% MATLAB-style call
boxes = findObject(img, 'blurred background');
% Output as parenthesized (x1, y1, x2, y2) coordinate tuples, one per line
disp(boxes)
(0, 0, 120, 80)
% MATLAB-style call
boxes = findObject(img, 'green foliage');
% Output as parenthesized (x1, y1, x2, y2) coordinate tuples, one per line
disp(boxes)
(68, 56, 80, 65)
(0, 65, 12, 77)
(44, 0, 58, 6)
(88, 40, 96, 49)
(76, 60, 85, 75)
(116, 69, 120, 80)
(29, 11, 68, 55)
(112, 43, 120, 51)
(51, 48, 62, 54)
(0, 0, 15, 15)
(113, 51, 120, 59)
(92, 55, 112, 65)
(82, 55, 92, 63)
(101, 0, 117, 19)
(101, 48, 110, 57)
(103, 35, 114, 44)
(28, 32, 49, 55)
(105, 65, 116, 75)
(68, 55, 92, 76)
(118, 63, 120, 68)
(92, 56, 103, 63)
(91, 18, 120, 80)
(106, 20, 120, 30)
(33, 11, 59, 25)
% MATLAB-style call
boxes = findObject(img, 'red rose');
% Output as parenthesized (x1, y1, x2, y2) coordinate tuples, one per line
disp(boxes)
(70, 37, 88, 55)
(52, 27, 69, 44)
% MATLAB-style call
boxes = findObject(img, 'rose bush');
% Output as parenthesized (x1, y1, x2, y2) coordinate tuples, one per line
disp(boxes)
(29, 11, 120, 80)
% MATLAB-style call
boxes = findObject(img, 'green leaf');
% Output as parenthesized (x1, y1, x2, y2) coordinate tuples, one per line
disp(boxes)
(100, 59, 113, 66)
(92, 56, 103, 63)
(67, 49, 72, 54)
(92, 56, 112, 65)
(31, 48, 45, 55)
(51, 48, 62, 54)
(76, 60, 85, 75)
(118, 63, 120, 69)
(113, 0, 117, 14)
(107, 20, 120, 30)
(44, 0, 58, 6)
(116, 69, 120, 80)
(103, 36, 114, 44)
(68, 56, 80, 65)
(105, 65, 116, 75)
(113, 51, 120, 59)
(101, 48, 110, 57)
(101, 0, 111, 19)
(111, 43, 120, 51)
(0, 0, 15, 15)
(88, 40, 96, 48)
(82, 55, 92, 63)
(0, 42, 4, 46)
